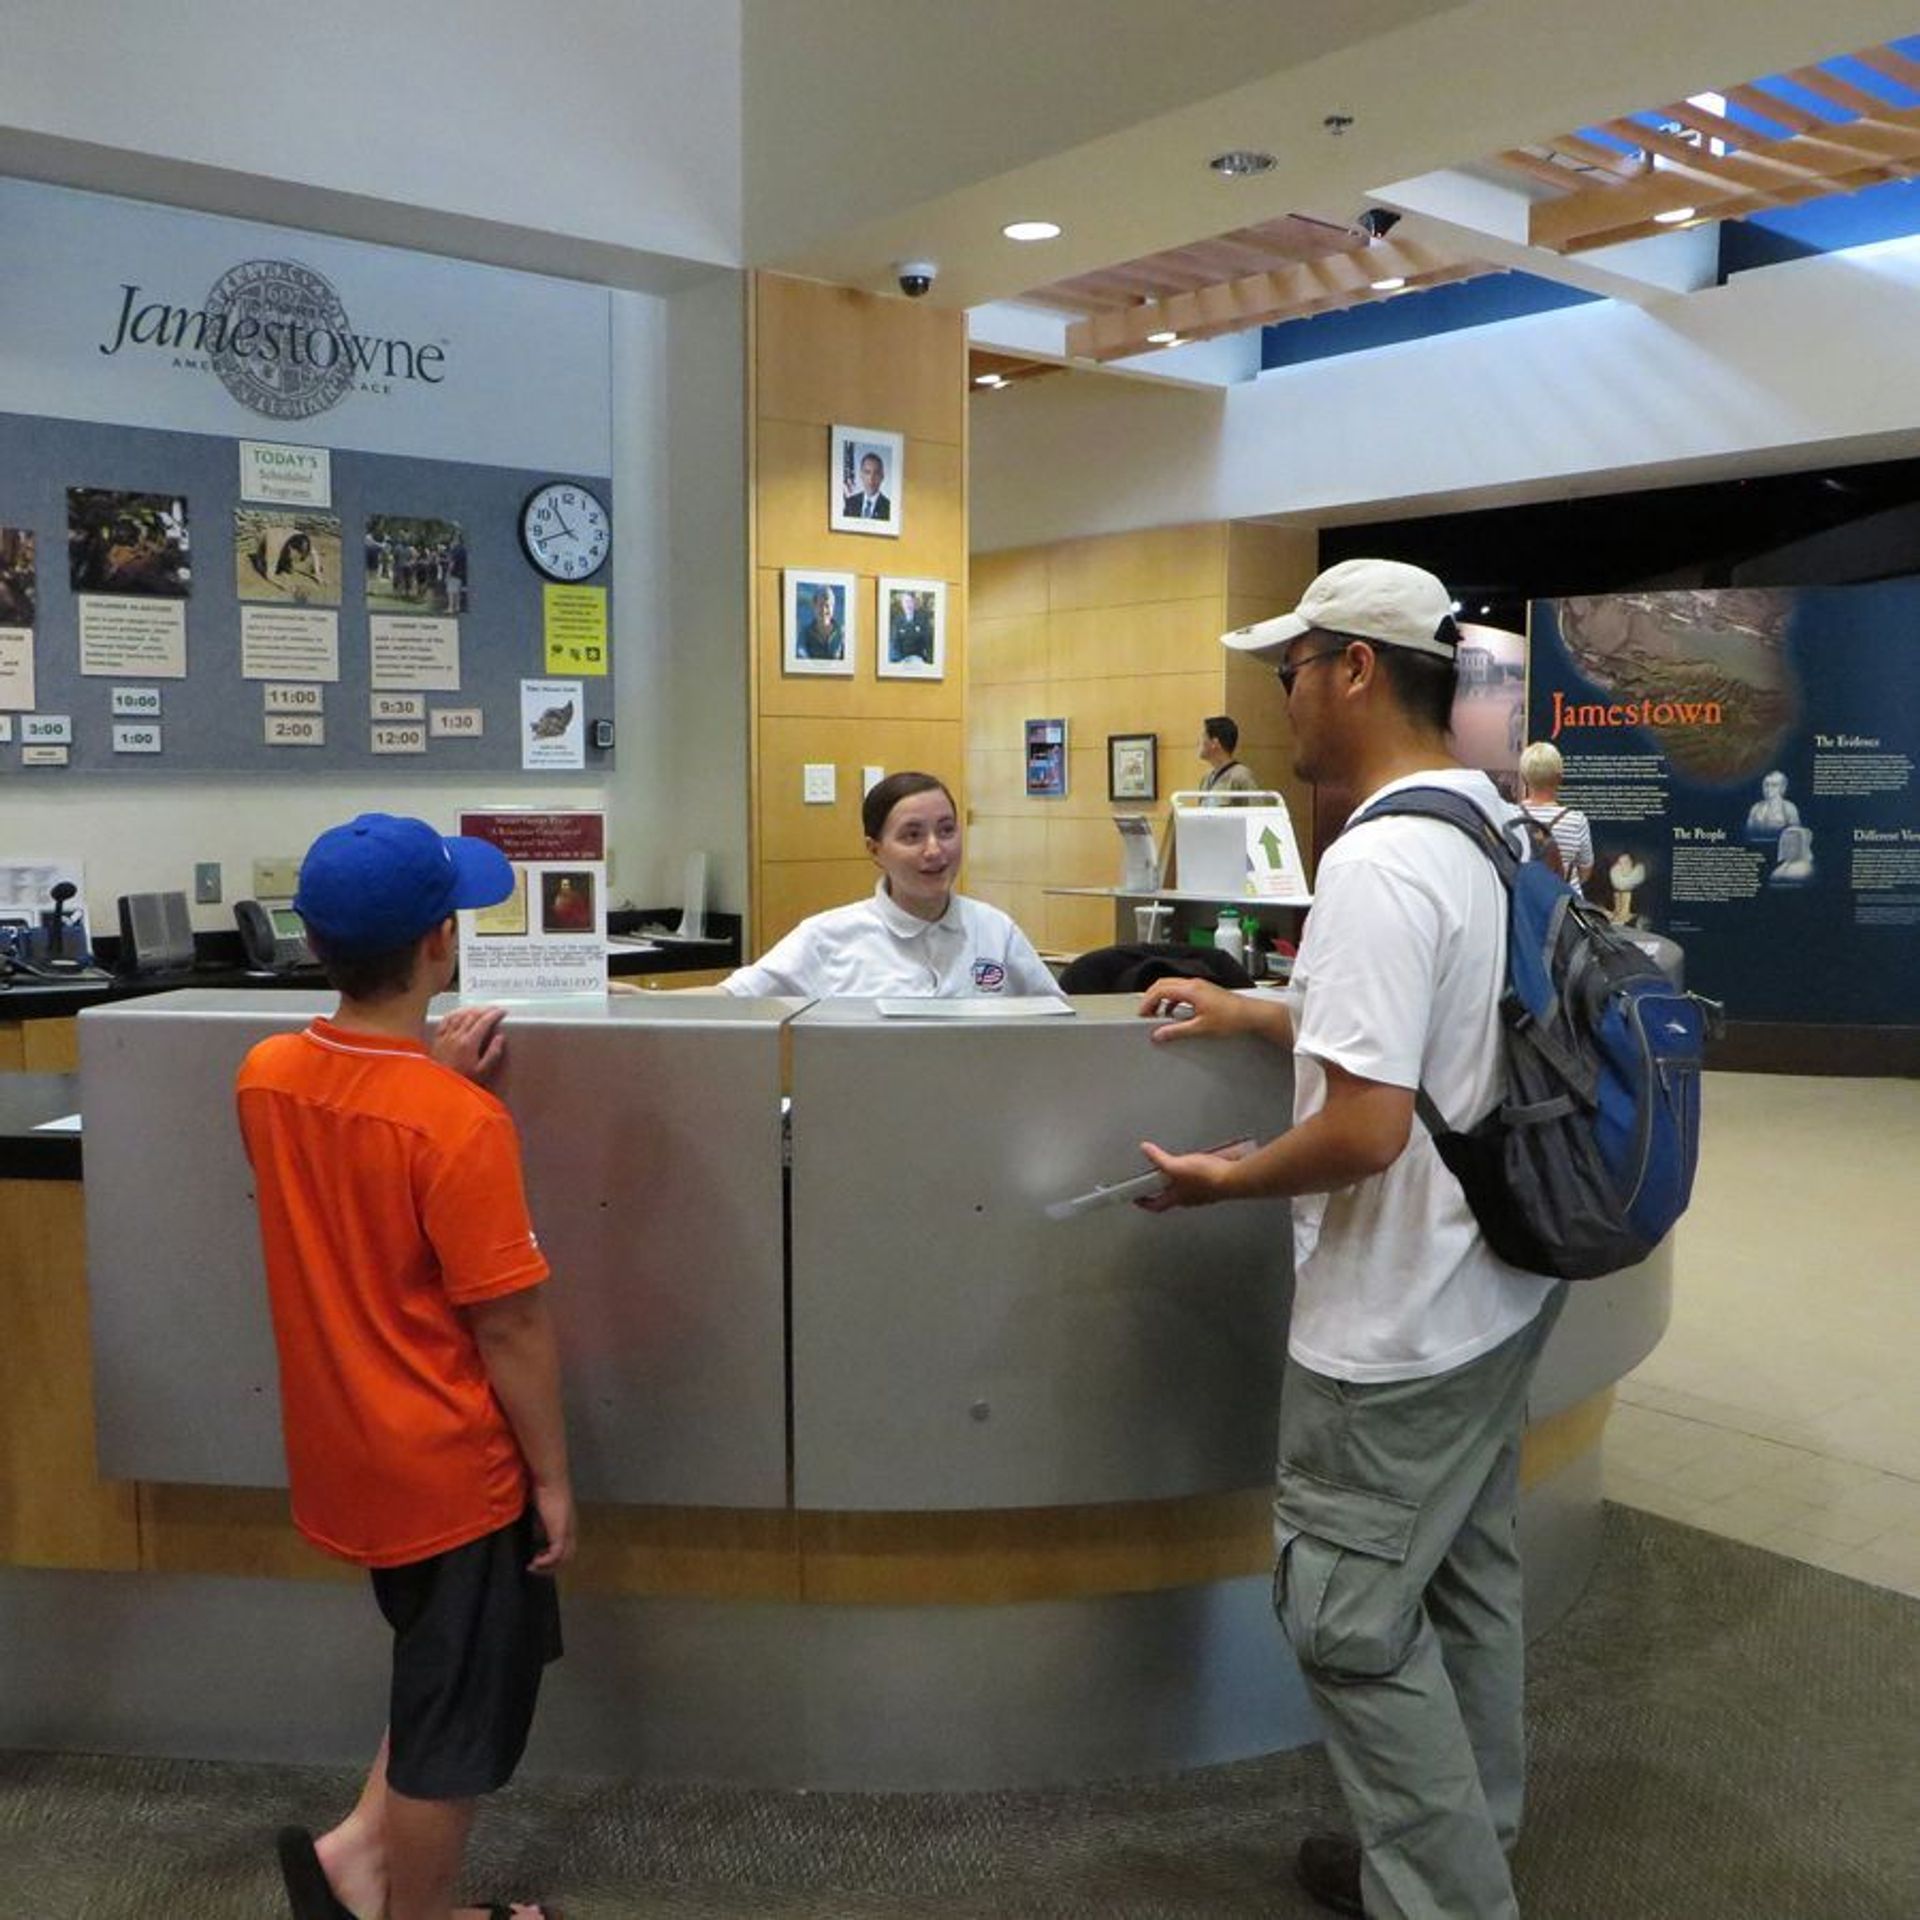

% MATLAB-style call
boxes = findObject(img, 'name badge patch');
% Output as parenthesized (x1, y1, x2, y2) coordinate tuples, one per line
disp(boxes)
(972, 960, 1007, 991)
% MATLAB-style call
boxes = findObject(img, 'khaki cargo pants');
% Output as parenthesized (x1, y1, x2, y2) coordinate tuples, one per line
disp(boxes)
(1272, 1287, 1568, 1920)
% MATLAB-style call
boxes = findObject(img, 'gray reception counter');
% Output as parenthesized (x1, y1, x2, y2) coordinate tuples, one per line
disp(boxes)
(0, 989, 1669, 1789)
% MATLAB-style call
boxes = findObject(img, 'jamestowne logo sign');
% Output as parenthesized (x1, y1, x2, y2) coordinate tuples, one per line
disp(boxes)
(98, 258, 448, 421)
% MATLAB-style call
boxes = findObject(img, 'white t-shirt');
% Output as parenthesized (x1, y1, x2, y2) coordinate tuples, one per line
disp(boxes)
(1287, 768, 1557, 1383)
(721, 882, 1061, 999)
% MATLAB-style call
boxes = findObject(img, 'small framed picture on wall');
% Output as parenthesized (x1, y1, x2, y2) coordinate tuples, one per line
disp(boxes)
(1107, 732, 1157, 801)
(782, 568, 856, 676)
(877, 576, 945, 679)
(830, 424, 904, 536)
(1025, 717, 1068, 798)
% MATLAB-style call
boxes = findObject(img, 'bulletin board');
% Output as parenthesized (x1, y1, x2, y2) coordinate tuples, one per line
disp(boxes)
(0, 409, 614, 778)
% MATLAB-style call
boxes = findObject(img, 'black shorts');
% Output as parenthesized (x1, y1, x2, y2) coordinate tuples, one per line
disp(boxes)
(370, 1507, 563, 1800)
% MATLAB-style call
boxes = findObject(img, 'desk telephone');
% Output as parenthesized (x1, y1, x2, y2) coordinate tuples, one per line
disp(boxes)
(235, 899, 313, 973)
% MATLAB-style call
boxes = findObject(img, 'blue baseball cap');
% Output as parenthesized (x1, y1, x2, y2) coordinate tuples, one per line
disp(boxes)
(294, 813, 515, 956)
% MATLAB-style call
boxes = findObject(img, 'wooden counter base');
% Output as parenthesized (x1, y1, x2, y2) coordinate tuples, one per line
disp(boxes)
(1, 1172, 1614, 1608)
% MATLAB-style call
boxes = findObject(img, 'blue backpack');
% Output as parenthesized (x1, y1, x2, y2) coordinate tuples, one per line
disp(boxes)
(1355, 786, 1719, 1281)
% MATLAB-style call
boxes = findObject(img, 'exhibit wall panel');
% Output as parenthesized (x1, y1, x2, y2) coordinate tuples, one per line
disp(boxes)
(0, 176, 696, 922)
(748, 274, 969, 956)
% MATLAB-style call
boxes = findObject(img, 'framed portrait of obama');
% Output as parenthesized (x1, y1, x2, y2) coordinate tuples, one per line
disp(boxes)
(877, 576, 945, 679)
(830, 424, 904, 536)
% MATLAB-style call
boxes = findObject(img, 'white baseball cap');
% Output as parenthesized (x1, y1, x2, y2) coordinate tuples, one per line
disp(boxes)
(1222, 558, 1459, 662)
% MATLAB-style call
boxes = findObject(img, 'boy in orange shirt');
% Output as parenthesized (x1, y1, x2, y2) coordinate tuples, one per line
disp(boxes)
(237, 813, 572, 1920)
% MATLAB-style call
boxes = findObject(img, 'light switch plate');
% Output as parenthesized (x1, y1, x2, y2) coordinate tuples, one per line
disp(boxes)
(252, 857, 301, 899)
(194, 861, 223, 905)
(803, 762, 836, 804)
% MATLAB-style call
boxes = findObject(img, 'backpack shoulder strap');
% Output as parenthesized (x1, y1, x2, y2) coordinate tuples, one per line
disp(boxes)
(1353, 785, 1524, 880)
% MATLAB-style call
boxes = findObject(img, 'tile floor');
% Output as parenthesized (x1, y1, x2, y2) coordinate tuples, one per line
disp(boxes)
(1603, 1070, 1920, 1599)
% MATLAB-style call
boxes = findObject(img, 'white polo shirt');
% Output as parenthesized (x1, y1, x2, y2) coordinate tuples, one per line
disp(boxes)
(1287, 768, 1557, 1384)
(721, 883, 1062, 999)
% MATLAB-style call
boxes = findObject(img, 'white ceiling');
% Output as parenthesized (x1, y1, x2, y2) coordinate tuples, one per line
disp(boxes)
(3, 0, 1916, 305)
(748, 0, 1920, 308)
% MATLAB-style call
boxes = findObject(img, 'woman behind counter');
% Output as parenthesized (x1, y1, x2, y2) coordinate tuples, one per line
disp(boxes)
(721, 771, 1061, 998)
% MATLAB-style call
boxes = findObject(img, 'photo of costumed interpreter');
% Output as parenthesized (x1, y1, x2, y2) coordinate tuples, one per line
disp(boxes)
(720, 772, 1063, 999)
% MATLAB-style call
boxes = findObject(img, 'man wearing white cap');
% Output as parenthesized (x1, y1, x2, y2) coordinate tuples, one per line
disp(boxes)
(1136, 560, 1564, 1919)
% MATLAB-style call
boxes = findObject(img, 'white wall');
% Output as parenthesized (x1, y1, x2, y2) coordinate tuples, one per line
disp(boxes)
(0, 0, 742, 278)
(972, 236, 1920, 549)
(603, 271, 751, 919)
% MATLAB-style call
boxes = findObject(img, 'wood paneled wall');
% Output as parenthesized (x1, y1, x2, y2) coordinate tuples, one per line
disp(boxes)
(968, 522, 1316, 955)
(749, 275, 969, 954)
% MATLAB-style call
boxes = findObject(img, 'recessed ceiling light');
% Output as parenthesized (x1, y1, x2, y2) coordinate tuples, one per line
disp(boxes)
(1147, 329, 1181, 344)
(973, 373, 1007, 388)
(1208, 150, 1277, 177)
(1002, 219, 1062, 242)
(1369, 276, 1406, 293)
(1653, 205, 1697, 225)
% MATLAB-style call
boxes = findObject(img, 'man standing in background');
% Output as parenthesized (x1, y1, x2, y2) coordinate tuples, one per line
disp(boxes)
(1198, 714, 1261, 802)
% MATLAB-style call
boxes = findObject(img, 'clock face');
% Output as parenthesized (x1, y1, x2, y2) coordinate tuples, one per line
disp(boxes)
(520, 483, 611, 582)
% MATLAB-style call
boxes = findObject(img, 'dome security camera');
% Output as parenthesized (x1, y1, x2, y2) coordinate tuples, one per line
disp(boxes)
(895, 260, 938, 298)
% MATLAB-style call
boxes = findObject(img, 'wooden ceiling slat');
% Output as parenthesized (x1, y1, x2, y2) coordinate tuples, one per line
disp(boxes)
(1495, 148, 1600, 193)
(1782, 64, 1903, 120)
(1721, 83, 1830, 136)
(1851, 45, 1920, 95)
(1604, 115, 1828, 192)
(1064, 239, 1486, 363)
(1658, 100, 1762, 151)
(1533, 85, 1920, 250)
(1545, 130, 1649, 176)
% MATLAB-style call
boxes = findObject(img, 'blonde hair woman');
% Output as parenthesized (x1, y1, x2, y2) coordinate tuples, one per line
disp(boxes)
(1517, 741, 1594, 884)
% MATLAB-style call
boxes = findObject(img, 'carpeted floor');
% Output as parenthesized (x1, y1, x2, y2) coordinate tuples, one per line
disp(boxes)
(1, 1506, 1915, 1918)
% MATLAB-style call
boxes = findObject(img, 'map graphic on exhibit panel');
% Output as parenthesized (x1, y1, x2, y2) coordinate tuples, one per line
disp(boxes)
(1528, 585, 1919, 1025)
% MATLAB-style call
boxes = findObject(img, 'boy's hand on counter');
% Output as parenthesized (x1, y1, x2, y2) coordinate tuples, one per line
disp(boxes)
(431, 1003, 508, 1082)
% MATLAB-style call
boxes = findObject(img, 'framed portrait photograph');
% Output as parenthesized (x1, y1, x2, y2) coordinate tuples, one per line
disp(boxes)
(782, 568, 857, 676)
(1025, 717, 1068, 798)
(877, 576, 945, 679)
(1108, 732, 1157, 802)
(830, 424, 904, 536)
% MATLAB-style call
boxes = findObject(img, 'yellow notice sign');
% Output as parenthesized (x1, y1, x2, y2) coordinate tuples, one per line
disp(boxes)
(543, 584, 609, 677)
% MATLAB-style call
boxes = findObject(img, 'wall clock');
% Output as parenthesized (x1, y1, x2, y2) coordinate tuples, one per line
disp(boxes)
(519, 482, 610, 581)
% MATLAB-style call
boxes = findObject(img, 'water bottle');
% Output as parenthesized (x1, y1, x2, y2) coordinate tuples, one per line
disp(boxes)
(1214, 907, 1243, 968)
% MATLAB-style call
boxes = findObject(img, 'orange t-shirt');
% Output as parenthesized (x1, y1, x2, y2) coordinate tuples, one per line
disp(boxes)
(235, 1018, 550, 1568)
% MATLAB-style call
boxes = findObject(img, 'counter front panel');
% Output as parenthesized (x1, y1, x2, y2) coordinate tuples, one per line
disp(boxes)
(81, 991, 794, 1507)
(788, 996, 1295, 1512)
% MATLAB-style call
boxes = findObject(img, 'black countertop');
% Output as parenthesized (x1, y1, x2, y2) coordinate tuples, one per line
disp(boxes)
(0, 1072, 81, 1180)
(0, 924, 739, 1021)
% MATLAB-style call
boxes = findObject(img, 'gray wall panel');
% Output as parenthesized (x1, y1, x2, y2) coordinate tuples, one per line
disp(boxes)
(80, 990, 791, 1505)
(789, 997, 1296, 1511)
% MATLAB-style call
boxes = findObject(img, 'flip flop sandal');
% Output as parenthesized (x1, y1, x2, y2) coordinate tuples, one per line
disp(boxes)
(275, 1827, 356, 1920)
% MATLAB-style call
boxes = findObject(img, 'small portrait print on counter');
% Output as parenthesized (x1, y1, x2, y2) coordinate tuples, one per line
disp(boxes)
(540, 869, 596, 933)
